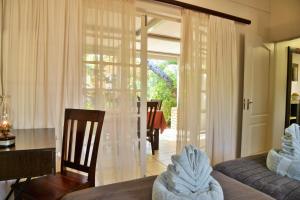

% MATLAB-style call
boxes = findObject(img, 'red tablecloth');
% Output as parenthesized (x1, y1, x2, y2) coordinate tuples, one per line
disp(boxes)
(148, 110, 167, 133)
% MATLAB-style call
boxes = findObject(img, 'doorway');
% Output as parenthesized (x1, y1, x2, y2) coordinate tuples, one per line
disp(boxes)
(136, 14, 182, 176)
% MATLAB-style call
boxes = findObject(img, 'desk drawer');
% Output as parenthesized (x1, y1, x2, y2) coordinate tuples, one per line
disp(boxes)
(0, 149, 55, 181)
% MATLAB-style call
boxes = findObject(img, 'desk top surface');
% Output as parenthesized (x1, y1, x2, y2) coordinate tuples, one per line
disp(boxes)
(0, 128, 56, 152)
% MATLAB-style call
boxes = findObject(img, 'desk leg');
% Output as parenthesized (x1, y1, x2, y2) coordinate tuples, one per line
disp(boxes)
(52, 150, 56, 174)
(154, 129, 159, 150)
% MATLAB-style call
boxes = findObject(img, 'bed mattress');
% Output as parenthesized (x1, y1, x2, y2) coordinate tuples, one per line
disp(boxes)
(214, 153, 300, 200)
(62, 171, 273, 200)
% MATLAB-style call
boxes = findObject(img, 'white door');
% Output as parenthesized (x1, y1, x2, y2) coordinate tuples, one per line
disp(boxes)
(241, 36, 272, 157)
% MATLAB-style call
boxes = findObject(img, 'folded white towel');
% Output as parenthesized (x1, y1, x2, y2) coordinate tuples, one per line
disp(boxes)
(153, 173, 223, 200)
(279, 124, 300, 159)
(285, 124, 300, 139)
(267, 149, 300, 180)
(152, 145, 223, 200)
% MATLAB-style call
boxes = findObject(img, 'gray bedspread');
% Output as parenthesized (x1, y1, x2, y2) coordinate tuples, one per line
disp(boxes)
(214, 153, 300, 200)
(62, 171, 273, 200)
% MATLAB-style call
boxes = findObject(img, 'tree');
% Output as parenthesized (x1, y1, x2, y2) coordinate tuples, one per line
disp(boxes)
(148, 60, 173, 88)
(147, 60, 177, 125)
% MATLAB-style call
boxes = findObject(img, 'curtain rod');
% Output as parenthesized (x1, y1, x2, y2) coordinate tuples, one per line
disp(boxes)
(152, 0, 251, 25)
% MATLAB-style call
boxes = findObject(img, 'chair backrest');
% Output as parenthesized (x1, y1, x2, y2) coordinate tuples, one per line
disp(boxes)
(150, 99, 162, 110)
(61, 108, 105, 186)
(147, 101, 158, 133)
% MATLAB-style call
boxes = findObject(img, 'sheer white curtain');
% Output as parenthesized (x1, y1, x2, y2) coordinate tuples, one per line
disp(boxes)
(0, 0, 3, 95)
(177, 11, 239, 164)
(1, 0, 83, 149)
(1, 0, 140, 184)
(177, 9, 208, 153)
(206, 16, 238, 165)
(82, 0, 140, 184)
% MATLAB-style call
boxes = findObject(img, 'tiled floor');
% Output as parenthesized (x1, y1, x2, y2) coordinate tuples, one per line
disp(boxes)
(146, 128, 177, 176)
(146, 129, 205, 176)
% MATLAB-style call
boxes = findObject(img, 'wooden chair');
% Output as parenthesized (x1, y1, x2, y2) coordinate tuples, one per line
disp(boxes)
(150, 99, 162, 110)
(137, 101, 141, 138)
(147, 101, 158, 155)
(14, 108, 105, 200)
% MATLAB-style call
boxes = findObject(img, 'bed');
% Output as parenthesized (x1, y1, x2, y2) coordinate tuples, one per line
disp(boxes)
(214, 153, 300, 200)
(62, 170, 273, 200)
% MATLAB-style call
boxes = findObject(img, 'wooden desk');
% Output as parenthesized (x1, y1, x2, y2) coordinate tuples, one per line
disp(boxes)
(0, 128, 56, 199)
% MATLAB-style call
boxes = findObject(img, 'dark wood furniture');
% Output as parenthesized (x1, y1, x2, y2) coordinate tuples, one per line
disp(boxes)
(0, 128, 56, 200)
(147, 101, 158, 155)
(151, 111, 167, 151)
(137, 101, 165, 153)
(289, 101, 300, 124)
(153, 129, 159, 151)
(15, 109, 105, 200)
(137, 101, 141, 139)
(150, 99, 162, 151)
(150, 99, 163, 110)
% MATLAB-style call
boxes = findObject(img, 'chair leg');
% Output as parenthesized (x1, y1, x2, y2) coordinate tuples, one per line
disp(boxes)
(150, 134, 155, 155)
(151, 143, 155, 155)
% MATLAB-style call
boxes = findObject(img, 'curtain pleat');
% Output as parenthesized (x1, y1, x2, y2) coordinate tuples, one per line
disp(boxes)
(0, 0, 3, 95)
(82, 0, 140, 185)
(206, 16, 238, 165)
(176, 10, 208, 153)
(177, 9, 208, 153)
(178, 12, 238, 165)
(2, 0, 83, 153)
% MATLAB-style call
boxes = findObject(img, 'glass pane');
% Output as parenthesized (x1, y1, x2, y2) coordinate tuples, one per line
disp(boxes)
(86, 64, 96, 89)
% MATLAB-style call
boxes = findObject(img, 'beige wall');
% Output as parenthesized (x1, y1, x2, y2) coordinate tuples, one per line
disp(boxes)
(272, 38, 300, 148)
(270, 0, 300, 42)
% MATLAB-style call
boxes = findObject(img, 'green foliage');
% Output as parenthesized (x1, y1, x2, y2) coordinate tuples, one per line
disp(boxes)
(148, 60, 177, 125)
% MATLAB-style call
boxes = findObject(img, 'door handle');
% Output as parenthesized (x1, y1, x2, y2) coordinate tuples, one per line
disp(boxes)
(247, 99, 253, 110)
(243, 98, 246, 110)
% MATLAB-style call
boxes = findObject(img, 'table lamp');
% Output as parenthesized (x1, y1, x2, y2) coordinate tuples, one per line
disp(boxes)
(0, 95, 15, 147)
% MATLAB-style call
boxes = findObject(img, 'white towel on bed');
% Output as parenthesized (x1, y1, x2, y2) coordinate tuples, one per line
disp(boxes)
(267, 124, 300, 181)
(280, 124, 300, 159)
(152, 145, 223, 200)
(267, 149, 300, 180)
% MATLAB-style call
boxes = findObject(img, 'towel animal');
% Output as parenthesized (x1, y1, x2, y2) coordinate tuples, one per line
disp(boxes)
(152, 145, 223, 200)
(267, 123, 300, 181)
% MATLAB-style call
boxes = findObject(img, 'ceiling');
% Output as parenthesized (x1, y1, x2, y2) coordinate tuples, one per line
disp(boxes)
(136, 16, 181, 60)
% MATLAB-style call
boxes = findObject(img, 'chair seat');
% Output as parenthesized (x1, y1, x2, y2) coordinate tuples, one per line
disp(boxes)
(15, 171, 90, 200)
